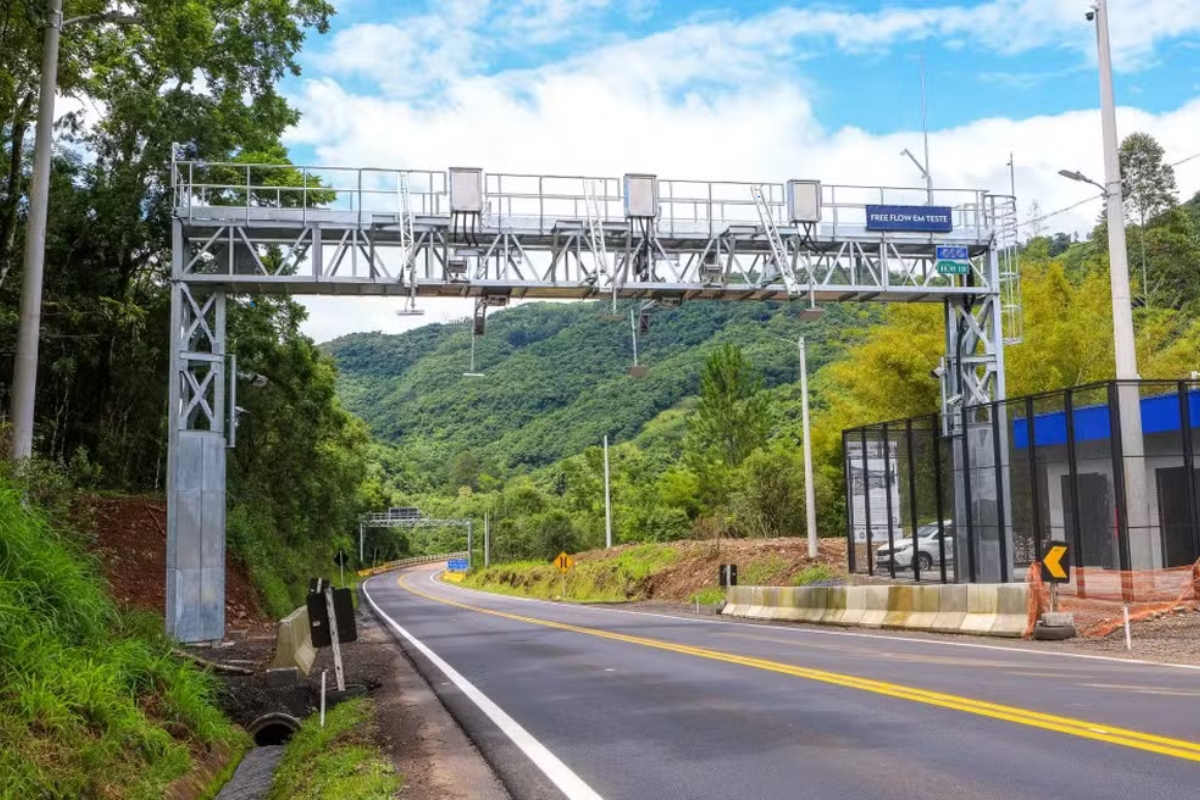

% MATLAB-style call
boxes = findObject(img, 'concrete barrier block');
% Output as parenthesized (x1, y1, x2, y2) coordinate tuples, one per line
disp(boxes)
(839, 587, 868, 626)
(883, 585, 914, 629)
(721, 585, 749, 616)
(745, 586, 769, 619)
(271, 605, 315, 676)
(931, 585, 968, 633)
(959, 584, 1001, 635)
(796, 587, 828, 623)
(820, 587, 848, 624)
(905, 585, 942, 630)
(859, 586, 891, 628)
(989, 584, 1031, 638)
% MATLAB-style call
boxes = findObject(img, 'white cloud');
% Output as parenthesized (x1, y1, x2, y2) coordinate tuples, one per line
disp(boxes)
(290, 0, 1200, 342)
(318, 0, 1200, 91)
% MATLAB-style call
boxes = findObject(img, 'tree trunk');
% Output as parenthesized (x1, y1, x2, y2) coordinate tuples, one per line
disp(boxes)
(0, 92, 34, 290)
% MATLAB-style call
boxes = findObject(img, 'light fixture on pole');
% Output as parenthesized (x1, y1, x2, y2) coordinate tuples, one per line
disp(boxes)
(9, 2, 142, 460)
(1057, 169, 1107, 194)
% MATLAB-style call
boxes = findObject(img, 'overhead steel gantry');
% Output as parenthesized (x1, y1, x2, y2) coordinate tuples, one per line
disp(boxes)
(165, 150, 1020, 641)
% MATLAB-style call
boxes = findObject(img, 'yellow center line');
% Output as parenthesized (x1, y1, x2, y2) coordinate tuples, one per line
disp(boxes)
(398, 574, 1200, 762)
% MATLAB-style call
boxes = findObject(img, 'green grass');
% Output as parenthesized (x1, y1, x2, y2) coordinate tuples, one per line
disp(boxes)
(740, 554, 789, 586)
(463, 543, 678, 603)
(792, 564, 836, 586)
(227, 504, 360, 618)
(0, 477, 244, 798)
(269, 697, 402, 800)
(689, 586, 727, 605)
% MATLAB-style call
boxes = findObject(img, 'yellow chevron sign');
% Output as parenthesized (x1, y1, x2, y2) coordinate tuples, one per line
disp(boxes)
(553, 552, 575, 573)
(1041, 542, 1070, 583)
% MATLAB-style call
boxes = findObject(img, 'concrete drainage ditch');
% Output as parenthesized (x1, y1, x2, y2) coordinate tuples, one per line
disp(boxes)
(215, 713, 301, 800)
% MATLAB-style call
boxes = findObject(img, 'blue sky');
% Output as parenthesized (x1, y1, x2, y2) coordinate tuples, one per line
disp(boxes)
(280, 0, 1200, 341)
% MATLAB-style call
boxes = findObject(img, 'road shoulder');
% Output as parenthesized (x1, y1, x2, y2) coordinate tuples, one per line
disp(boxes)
(360, 599, 511, 800)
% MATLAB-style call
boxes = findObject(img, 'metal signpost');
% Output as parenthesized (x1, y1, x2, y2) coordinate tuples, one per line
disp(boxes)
(1041, 540, 1071, 613)
(554, 551, 576, 598)
(164, 153, 1017, 641)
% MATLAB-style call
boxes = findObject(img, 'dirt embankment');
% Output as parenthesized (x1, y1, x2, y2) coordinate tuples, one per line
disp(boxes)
(582, 537, 848, 601)
(86, 495, 266, 630)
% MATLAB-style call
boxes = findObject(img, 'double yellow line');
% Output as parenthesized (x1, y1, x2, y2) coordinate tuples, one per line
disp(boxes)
(399, 573, 1200, 763)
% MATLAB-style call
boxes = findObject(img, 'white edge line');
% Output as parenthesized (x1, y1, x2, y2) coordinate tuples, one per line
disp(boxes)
(420, 566, 1200, 673)
(362, 578, 605, 800)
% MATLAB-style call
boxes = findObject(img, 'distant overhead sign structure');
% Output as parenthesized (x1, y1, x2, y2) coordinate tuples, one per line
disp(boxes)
(1041, 541, 1071, 583)
(388, 507, 421, 520)
(554, 552, 576, 573)
(935, 245, 971, 276)
(865, 205, 954, 233)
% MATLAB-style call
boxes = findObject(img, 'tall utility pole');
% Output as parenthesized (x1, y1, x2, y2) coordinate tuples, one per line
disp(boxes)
(9, 0, 63, 460)
(603, 436, 613, 549)
(1094, 0, 1137, 383)
(10, 3, 141, 460)
(484, 512, 491, 568)
(798, 337, 818, 559)
(1094, 0, 1146, 572)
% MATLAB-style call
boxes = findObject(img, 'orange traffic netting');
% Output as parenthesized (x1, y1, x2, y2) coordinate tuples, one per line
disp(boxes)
(1026, 560, 1200, 638)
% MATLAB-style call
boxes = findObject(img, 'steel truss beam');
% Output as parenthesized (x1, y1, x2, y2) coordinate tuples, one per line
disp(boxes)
(166, 157, 1015, 641)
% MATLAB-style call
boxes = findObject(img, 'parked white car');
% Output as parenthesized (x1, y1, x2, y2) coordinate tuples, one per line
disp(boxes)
(874, 522, 954, 573)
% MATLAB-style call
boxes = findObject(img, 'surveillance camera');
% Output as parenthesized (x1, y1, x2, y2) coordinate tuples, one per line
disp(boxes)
(930, 365, 946, 381)
(1085, 9, 1095, 22)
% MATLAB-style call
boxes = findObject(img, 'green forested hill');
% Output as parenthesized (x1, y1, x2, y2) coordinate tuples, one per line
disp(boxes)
(324, 300, 878, 473)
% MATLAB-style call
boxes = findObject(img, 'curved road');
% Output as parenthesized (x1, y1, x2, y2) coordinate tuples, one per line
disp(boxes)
(364, 566, 1200, 800)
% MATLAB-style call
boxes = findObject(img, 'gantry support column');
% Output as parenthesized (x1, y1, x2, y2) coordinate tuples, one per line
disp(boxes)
(165, 259, 228, 642)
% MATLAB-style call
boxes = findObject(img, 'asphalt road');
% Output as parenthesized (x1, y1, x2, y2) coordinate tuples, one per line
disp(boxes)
(364, 567, 1200, 800)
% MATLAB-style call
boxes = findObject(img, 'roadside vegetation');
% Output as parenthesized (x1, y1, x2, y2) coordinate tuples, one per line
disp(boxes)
(462, 539, 846, 604)
(268, 697, 401, 800)
(0, 472, 245, 798)
(335, 133, 1200, 574)
(463, 543, 679, 603)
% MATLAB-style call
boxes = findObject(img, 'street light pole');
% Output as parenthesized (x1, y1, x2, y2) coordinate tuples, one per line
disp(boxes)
(798, 337, 818, 559)
(10, 3, 141, 460)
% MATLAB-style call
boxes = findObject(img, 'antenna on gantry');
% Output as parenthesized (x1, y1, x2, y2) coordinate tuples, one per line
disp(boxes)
(396, 170, 424, 317)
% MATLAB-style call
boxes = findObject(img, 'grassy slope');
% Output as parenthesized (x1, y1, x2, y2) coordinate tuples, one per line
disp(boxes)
(462, 538, 847, 605)
(463, 543, 680, 603)
(325, 301, 876, 470)
(0, 479, 245, 798)
(268, 697, 401, 800)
